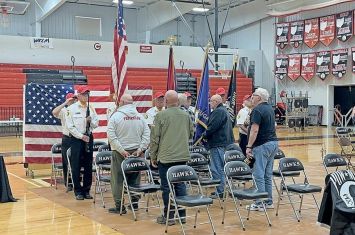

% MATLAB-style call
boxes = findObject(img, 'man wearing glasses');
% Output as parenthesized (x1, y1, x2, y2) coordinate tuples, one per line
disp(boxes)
(246, 88, 278, 211)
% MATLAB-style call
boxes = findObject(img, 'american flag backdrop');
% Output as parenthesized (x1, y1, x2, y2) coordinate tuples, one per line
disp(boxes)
(111, 0, 128, 100)
(24, 83, 152, 164)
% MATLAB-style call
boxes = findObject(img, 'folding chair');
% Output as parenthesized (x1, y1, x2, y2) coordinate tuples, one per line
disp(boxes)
(338, 136, 355, 171)
(50, 143, 63, 189)
(144, 148, 160, 183)
(166, 165, 216, 235)
(98, 144, 111, 152)
(322, 153, 348, 174)
(276, 158, 322, 222)
(121, 157, 161, 221)
(187, 153, 223, 209)
(66, 148, 74, 193)
(272, 149, 300, 198)
(224, 150, 253, 182)
(93, 151, 112, 208)
(93, 141, 107, 152)
(222, 161, 271, 230)
(226, 143, 243, 152)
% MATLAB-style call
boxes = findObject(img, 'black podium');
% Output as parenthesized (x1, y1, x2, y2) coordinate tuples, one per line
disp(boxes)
(0, 155, 17, 203)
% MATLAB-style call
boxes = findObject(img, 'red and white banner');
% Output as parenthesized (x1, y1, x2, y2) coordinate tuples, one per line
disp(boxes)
(352, 47, 355, 73)
(301, 53, 316, 82)
(274, 54, 288, 80)
(316, 51, 331, 81)
(336, 11, 353, 42)
(287, 54, 301, 81)
(304, 18, 319, 48)
(276, 23, 289, 50)
(332, 48, 348, 78)
(320, 15, 335, 46)
(289, 21, 304, 48)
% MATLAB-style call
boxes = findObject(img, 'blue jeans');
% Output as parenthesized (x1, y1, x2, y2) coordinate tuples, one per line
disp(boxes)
(158, 162, 186, 219)
(252, 141, 278, 205)
(209, 147, 225, 194)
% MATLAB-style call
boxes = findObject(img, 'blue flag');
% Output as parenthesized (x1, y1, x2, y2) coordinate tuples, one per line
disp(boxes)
(194, 57, 210, 144)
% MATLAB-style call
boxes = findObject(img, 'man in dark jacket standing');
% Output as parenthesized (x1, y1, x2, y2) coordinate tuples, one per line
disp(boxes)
(204, 94, 234, 198)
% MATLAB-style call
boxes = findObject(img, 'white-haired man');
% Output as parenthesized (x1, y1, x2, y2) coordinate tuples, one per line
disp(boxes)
(246, 88, 278, 211)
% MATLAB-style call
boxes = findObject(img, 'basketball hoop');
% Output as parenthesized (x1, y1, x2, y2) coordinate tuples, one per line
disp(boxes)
(0, 7, 10, 28)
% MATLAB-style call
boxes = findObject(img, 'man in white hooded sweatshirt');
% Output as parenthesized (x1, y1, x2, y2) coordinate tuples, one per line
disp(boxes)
(107, 94, 150, 214)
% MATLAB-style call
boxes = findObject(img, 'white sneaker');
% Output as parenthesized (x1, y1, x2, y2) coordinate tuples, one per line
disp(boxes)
(246, 203, 261, 211)
(258, 203, 274, 211)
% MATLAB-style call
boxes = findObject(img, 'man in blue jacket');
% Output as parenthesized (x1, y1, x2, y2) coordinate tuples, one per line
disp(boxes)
(204, 94, 235, 198)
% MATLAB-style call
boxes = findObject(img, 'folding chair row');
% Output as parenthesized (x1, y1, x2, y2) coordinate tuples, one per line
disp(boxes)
(50, 143, 63, 189)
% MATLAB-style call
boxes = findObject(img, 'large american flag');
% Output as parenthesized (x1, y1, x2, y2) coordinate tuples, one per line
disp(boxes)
(24, 83, 152, 164)
(111, 0, 128, 100)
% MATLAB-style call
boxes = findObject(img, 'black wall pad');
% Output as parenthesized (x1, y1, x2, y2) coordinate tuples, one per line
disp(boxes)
(23, 69, 59, 74)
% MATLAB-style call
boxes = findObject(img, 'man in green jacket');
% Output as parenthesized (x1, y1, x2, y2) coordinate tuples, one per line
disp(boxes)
(150, 90, 194, 226)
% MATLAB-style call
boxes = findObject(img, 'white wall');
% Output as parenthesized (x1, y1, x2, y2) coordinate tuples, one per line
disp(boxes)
(277, 2, 355, 125)
(0, 35, 262, 75)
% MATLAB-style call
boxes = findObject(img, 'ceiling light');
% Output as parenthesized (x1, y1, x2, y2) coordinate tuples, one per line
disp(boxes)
(192, 7, 209, 12)
(112, 0, 134, 5)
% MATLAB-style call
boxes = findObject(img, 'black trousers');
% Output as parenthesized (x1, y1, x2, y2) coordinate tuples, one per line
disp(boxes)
(61, 135, 71, 187)
(69, 134, 93, 196)
(239, 133, 248, 156)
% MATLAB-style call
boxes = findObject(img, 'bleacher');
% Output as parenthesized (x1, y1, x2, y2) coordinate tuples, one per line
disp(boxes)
(0, 63, 253, 120)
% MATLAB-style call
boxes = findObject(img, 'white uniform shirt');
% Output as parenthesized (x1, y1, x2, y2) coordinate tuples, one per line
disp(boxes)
(236, 106, 250, 135)
(144, 106, 165, 125)
(53, 107, 70, 136)
(65, 102, 99, 139)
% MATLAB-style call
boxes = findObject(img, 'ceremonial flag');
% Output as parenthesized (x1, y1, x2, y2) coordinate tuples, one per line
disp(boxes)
(193, 55, 210, 145)
(111, 0, 128, 100)
(167, 45, 176, 90)
(227, 60, 237, 126)
(24, 84, 152, 164)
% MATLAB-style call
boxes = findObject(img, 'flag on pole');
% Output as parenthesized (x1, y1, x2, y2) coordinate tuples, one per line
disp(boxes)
(111, 0, 128, 100)
(226, 59, 238, 126)
(193, 54, 210, 145)
(23, 83, 152, 164)
(167, 45, 176, 90)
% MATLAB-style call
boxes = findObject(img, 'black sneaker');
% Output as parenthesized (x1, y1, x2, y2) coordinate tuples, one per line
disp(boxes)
(83, 193, 93, 199)
(75, 194, 84, 200)
(108, 206, 127, 214)
(156, 215, 175, 226)
(127, 203, 139, 211)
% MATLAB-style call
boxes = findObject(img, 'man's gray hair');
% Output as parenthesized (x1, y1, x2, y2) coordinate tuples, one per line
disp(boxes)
(254, 88, 269, 102)
(178, 93, 187, 107)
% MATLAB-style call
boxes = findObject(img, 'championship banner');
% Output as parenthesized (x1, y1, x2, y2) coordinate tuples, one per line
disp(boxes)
(290, 21, 304, 48)
(332, 48, 348, 78)
(320, 15, 335, 46)
(30, 37, 54, 49)
(352, 47, 355, 73)
(336, 11, 353, 42)
(304, 18, 319, 48)
(287, 54, 301, 81)
(301, 53, 316, 82)
(316, 51, 331, 81)
(276, 23, 289, 50)
(275, 54, 288, 80)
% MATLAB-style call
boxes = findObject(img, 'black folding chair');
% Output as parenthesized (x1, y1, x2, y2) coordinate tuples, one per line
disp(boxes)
(222, 161, 272, 230)
(187, 153, 222, 209)
(98, 144, 111, 152)
(338, 137, 355, 171)
(322, 153, 348, 174)
(93, 141, 107, 152)
(276, 158, 322, 222)
(226, 143, 243, 152)
(272, 149, 300, 199)
(93, 151, 112, 208)
(121, 157, 161, 221)
(224, 150, 253, 182)
(166, 165, 216, 235)
(144, 148, 160, 183)
(50, 143, 63, 189)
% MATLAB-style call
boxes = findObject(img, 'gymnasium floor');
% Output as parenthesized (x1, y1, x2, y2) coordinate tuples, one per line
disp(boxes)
(0, 126, 346, 235)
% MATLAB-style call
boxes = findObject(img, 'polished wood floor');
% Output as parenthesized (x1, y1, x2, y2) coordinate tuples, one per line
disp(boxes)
(1, 126, 350, 235)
